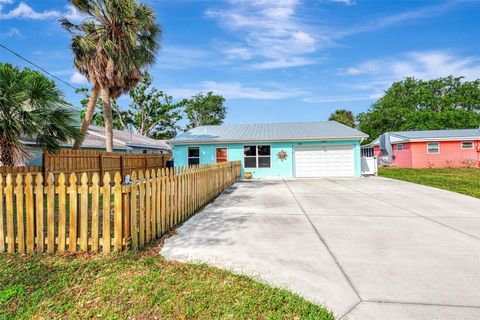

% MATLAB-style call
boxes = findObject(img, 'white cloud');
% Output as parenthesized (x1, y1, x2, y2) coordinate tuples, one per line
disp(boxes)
(155, 46, 215, 70)
(167, 81, 308, 100)
(292, 31, 316, 47)
(336, 2, 456, 37)
(0, 2, 82, 21)
(336, 51, 480, 102)
(222, 47, 253, 60)
(206, 1, 458, 70)
(63, 4, 83, 22)
(0, 2, 60, 19)
(0, 0, 13, 8)
(343, 61, 382, 76)
(341, 51, 480, 81)
(251, 57, 315, 70)
(327, 0, 355, 5)
(0, 27, 23, 38)
(206, 0, 321, 69)
(70, 71, 88, 85)
(303, 93, 382, 104)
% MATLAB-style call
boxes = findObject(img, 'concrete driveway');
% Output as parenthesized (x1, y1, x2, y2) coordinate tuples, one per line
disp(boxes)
(161, 177, 480, 319)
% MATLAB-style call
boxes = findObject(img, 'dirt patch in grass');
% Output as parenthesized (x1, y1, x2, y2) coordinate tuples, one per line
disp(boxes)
(379, 167, 480, 198)
(0, 242, 333, 319)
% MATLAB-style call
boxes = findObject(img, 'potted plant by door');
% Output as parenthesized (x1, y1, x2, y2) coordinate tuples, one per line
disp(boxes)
(244, 172, 252, 179)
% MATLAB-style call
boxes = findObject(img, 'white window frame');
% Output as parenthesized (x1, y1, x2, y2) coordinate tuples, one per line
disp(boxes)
(427, 142, 440, 154)
(461, 141, 474, 149)
(215, 147, 229, 163)
(243, 145, 271, 168)
(187, 146, 200, 165)
(397, 143, 404, 151)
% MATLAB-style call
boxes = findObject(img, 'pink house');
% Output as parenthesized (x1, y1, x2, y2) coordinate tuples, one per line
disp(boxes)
(362, 129, 480, 168)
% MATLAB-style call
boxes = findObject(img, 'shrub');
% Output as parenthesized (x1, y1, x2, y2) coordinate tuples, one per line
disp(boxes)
(444, 160, 456, 169)
(460, 158, 479, 168)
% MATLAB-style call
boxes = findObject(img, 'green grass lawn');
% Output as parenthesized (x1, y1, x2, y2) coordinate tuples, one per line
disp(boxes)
(0, 246, 333, 320)
(378, 167, 480, 199)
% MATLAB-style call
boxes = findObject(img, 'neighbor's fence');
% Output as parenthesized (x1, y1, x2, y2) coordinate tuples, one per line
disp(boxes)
(0, 161, 241, 254)
(1, 149, 170, 183)
(0, 166, 42, 176)
(43, 149, 169, 180)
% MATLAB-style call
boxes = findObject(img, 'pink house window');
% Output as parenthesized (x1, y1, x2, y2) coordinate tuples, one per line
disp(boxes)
(461, 141, 474, 149)
(427, 142, 440, 154)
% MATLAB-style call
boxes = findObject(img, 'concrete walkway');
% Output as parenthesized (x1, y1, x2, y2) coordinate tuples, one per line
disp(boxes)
(161, 177, 480, 319)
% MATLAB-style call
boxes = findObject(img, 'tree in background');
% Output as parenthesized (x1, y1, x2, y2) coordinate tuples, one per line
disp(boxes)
(127, 72, 183, 139)
(61, 0, 161, 151)
(328, 109, 355, 127)
(0, 63, 80, 166)
(184, 92, 226, 129)
(357, 76, 480, 143)
(79, 72, 183, 139)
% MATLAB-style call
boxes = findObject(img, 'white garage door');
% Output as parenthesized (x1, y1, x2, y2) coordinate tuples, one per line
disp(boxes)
(294, 145, 355, 178)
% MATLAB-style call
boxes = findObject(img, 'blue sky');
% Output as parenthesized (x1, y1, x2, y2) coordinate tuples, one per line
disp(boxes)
(1, 0, 479, 125)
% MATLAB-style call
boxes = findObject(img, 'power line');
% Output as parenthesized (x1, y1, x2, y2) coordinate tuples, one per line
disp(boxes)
(0, 43, 83, 93)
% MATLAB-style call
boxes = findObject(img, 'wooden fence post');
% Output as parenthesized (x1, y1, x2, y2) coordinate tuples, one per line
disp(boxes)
(138, 170, 145, 248)
(68, 173, 78, 253)
(113, 173, 123, 251)
(102, 173, 111, 253)
(156, 169, 161, 237)
(91, 173, 100, 252)
(80, 173, 89, 252)
(57, 173, 67, 253)
(5, 174, 14, 254)
(35, 174, 44, 253)
(151, 169, 157, 240)
(46, 173, 55, 253)
(122, 192, 130, 239)
(145, 170, 151, 244)
(15, 174, 25, 254)
(130, 171, 138, 251)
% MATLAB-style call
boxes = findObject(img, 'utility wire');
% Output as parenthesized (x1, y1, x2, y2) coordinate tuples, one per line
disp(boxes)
(0, 43, 83, 93)
(0, 43, 88, 111)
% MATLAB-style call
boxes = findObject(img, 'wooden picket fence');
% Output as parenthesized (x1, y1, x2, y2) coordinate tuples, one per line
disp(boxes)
(0, 149, 170, 184)
(0, 161, 241, 254)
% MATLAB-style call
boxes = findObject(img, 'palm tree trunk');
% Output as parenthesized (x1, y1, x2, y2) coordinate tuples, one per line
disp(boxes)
(73, 84, 100, 149)
(0, 137, 14, 166)
(100, 87, 114, 152)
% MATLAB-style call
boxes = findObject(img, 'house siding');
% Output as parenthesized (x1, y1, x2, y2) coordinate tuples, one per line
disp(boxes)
(374, 140, 480, 168)
(173, 140, 362, 178)
(411, 140, 480, 168)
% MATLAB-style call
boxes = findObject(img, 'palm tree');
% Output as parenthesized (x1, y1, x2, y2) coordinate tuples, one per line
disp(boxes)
(328, 109, 356, 128)
(61, 0, 161, 151)
(0, 63, 81, 166)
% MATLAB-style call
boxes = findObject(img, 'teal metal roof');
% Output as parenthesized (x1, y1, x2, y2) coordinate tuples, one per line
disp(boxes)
(170, 121, 368, 144)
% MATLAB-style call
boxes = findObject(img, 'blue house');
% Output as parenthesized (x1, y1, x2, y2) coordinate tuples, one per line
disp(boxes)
(170, 121, 368, 178)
